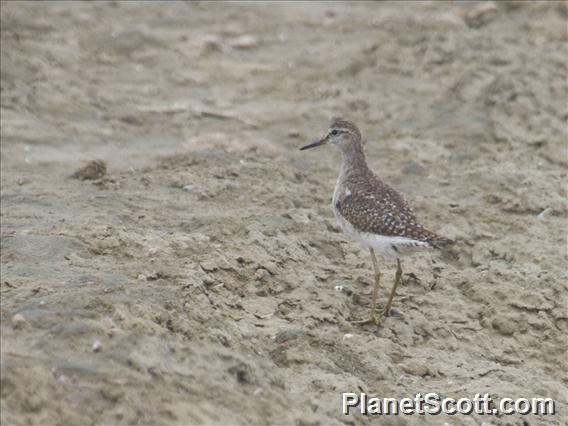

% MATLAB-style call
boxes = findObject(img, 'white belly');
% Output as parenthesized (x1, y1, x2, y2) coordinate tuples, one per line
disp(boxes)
(333, 209, 431, 259)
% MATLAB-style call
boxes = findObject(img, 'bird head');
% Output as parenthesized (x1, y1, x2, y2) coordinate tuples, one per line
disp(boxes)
(300, 119, 362, 152)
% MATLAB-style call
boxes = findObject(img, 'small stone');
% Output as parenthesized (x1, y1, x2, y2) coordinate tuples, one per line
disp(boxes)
(389, 307, 404, 317)
(227, 362, 255, 384)
(202, 276, 215, 286)
(100, 387, 124, 402)
(17, 177, 31, 185)
(200, 260, 219, 272)
(254, 268, 269, 281)
(491, 316, 517, 336)
(230, 34, 258, 50)
(147, 247, 160, 257)
(92, 340, 102, 352)
(56, 374, 68, 384)
(146, 271, 160, 281)
(183, 185, 194, 192)
(401, 361, 430, 377)
(334, 285, 343, 292)
(537, 208, 552, 220)
(70, 160, 107, 180)
(12, 313, 28, 329)
(137, 274, 147, 281)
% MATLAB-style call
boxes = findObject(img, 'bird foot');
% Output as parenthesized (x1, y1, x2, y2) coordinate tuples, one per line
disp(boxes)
(351, 316, 378, 326)
(352, 307, 402, 326)
(352, 311, 384, 326)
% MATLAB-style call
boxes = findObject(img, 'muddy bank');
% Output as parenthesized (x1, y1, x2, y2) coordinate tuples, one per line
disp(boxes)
(1, 2, 567, 425)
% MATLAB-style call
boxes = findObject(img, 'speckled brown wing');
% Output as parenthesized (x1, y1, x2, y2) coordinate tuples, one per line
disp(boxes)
(336, 172, 444, 243)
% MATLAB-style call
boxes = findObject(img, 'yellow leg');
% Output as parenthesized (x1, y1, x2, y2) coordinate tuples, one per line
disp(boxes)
(353, 248, 381, 325)
(376, 258, 402, 325)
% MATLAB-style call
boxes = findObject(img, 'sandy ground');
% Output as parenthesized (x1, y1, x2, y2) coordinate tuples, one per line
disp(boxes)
(1, 2, 567, 425)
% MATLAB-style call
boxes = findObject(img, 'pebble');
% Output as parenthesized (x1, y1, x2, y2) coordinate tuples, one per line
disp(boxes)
(491, 316, 517, 336)
(389, 307, 404, 317)
(92, 340, 102, 352)
(70, 160, 107, 180)
(202, 276, 215, 286)
(12, 313, 28, 329)
(537, 207, 552, 220)
(401, 361, 430, 377)
(17, 177, 31, 185)
(56, 374, 68, 384)
(230, 34, 258, 50)
(100, 387, 124, 403)
(254, 268, 269, 281)
(200, 260, 219, 272)
(147, 247, 160, 256)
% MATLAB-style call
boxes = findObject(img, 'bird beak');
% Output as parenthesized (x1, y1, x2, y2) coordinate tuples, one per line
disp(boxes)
(299, 136, 328, 151)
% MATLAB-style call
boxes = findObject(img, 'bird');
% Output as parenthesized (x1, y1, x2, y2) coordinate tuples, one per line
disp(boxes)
(299, 119, 453, 325)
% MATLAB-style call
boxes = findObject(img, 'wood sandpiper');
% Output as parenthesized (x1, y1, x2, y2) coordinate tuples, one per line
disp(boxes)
(300, 119, 453, 326)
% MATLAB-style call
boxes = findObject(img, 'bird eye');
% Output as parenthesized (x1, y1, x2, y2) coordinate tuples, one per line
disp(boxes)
(330, 129, 339, 136)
